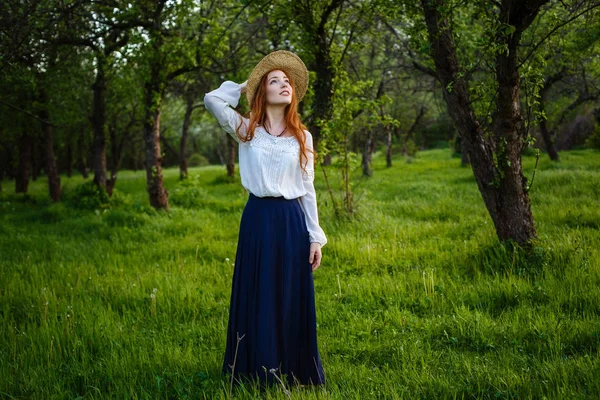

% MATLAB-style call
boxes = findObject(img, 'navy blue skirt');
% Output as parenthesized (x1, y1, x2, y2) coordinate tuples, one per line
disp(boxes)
(222, 193, 325, 386)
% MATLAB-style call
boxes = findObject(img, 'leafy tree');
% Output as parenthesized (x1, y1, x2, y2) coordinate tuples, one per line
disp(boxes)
(0, 0, 65, 201)
(415, 0, 600, 245)
(288, 0, 380, 158)
(531, 8, 600, 160)
(53, 1, 135, 192)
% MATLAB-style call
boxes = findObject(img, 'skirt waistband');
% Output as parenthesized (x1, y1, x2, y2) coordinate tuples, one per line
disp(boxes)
(249, 192, 297, 202)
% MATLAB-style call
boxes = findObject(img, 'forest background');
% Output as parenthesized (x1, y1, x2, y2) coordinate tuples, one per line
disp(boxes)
(1, 0, 600, 398)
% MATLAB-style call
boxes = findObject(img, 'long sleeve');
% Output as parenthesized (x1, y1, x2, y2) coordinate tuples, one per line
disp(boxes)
(298, 132, 328, 247)
(203, 81, 248, 142)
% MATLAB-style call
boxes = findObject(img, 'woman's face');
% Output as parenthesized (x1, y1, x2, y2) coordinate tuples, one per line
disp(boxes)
(264, 70, 292, 106)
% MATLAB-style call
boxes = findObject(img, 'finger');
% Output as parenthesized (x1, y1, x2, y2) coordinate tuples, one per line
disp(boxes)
(312, 260, 320, 271)
(309, 249, 315, 264)
(312, 253, 321, 271)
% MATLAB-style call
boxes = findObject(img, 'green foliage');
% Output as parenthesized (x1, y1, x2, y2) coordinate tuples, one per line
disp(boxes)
(187, 153, 209, 167)
(3, 0, 600, 210)
(419, 114, 455, 149)
(404, 138, 418, 157)
(168, 171, 244, 213)
(169, 173, 210, 208)
(68, 181, 111, 210)
(320, 84, 358, 213)
(320, 66, 400, 215)
(449, 134, 462, 157)
(64, 180, 132, 212)
(585, 125, 600, 150)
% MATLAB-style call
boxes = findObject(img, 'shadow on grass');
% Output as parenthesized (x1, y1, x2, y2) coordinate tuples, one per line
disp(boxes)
(561, 211, 600, 230)
(463, 240, 547, 279)
(208, 174, 239, 186)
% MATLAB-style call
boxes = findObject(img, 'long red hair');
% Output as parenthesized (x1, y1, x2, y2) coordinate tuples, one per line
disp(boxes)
(235, 69, 314, 173)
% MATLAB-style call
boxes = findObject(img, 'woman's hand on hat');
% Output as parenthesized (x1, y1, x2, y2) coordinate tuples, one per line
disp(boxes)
(309, 242, 322, 272)
(240, 80, 248, 94)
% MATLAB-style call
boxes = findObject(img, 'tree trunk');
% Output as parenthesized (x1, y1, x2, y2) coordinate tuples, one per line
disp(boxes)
(460, 134, 470, 166)
(92, 59, 108, 189)
(420, 0, 540, 246)
(106, 122, 128, 196)
(310, 43, 335, 163)
(0, 136, 15, 182)
(378, 99, 393, 168)
(215, 136, 224, 165)
(537, 70, 566, 161)
(107, 123, 117, 195)
(140, 12, 171, 210)
(143, 78, 169, 209)
(291, 0, 344, 161)
(160, 134, 179, 162)
(538, 96, 560, 161)
(180, 95, 193, 180)
(66, 136, 73, 177)
(16, 132, 32, 193)
(32, 140, 42, 181)
(131, 136, 140, 172)
(39, 88, 61, 202)
(0, 130, 6, 192)
(226, 133, 236, 177)
(386, 124, 393, 168)
(77, 128, 89, 178)
(404, 106, 425, 156)
(192, 135, 199, 153)
(490, 1, 541, 243)
(538, 115, 560, 161)
(362, 129, 373, 177)
(0, 143, 3, 192)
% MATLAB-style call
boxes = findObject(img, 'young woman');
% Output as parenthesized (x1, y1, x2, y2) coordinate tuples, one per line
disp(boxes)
(203, 50, 327, 386)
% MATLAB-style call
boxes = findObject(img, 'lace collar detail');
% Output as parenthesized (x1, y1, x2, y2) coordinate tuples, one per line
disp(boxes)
(250, 128, 300, 153)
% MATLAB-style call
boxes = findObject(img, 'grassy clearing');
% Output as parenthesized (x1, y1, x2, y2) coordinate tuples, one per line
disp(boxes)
(1, 149, 599, 399)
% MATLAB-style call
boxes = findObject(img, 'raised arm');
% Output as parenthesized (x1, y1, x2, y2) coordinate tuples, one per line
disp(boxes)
(298, 131, 328, 247)
(203, 81, 249, 142)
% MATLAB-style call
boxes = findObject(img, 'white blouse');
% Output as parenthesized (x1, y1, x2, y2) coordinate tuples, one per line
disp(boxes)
(204, 80, 327, 247)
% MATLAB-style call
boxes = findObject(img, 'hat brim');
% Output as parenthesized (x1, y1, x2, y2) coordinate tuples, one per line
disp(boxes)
(246, 50, 309, 107)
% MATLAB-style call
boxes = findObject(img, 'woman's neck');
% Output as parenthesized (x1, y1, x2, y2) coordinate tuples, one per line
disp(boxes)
(264, 105, 286, 132)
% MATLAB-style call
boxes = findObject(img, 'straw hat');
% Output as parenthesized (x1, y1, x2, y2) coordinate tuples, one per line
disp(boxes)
(246, 50, 309, 107)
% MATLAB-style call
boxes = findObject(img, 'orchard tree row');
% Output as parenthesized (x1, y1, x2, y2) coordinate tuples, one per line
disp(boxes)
(1, 0, 599, 246)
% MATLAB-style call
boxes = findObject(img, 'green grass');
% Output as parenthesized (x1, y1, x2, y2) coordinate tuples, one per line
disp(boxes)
(1, 148, 599, 399)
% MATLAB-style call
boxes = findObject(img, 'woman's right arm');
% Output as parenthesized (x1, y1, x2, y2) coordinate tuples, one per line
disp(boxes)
(203, 81, 248, 142)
